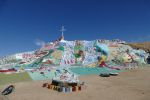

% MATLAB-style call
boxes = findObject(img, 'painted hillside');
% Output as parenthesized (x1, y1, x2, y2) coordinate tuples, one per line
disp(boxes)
(0, 38, 149, 71)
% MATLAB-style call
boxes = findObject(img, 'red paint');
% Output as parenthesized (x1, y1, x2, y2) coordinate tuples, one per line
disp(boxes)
(0, 69, 17, 73)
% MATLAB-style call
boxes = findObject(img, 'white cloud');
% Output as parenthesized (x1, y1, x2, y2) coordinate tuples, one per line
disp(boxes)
(34, 39, 45, 47)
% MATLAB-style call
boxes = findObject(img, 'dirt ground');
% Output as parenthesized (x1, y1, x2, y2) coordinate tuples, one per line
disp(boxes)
(1, 67, 150, 100)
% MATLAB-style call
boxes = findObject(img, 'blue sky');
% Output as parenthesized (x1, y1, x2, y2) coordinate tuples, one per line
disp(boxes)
(0, 0, 150, 56)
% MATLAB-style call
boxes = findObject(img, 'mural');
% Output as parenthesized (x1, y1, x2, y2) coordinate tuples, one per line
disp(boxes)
(0, 38, 149, 74)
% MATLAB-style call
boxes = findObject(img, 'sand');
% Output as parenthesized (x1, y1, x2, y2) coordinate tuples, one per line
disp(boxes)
(1, 67, 150, 100)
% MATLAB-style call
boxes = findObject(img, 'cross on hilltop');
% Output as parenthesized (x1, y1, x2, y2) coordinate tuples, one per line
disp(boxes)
(60, 26, 66, 40)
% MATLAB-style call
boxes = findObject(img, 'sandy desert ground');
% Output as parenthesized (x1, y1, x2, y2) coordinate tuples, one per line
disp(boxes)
(1, 67, 150, 100)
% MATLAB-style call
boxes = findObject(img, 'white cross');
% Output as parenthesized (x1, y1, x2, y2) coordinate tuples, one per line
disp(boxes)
(60, 26, 66, 37)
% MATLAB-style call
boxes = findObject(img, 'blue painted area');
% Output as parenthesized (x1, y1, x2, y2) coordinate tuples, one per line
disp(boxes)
(27, 66, 123, 80)
(28, 70, 55, 80)
(70, 67, 121, 75)
(95, 41, 109, 56)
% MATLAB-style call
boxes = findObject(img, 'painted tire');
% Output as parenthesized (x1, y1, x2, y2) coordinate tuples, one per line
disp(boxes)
(109, 73, 118, 76)
(2, 85, 15, 95)
(99, 73, 110, 77)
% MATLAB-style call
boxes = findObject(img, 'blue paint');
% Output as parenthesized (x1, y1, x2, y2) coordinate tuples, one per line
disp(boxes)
(70, 67, 121, 75)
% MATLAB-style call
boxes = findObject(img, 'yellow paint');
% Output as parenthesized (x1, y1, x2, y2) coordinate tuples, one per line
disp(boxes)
(51, 50, 62, 59)
(98, 55, 107, 65)
(122, 54, 132, 63)
(87, 63, 97, 67)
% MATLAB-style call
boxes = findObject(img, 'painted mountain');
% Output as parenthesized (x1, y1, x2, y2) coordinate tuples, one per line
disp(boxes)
(0, 38, 149, 71)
